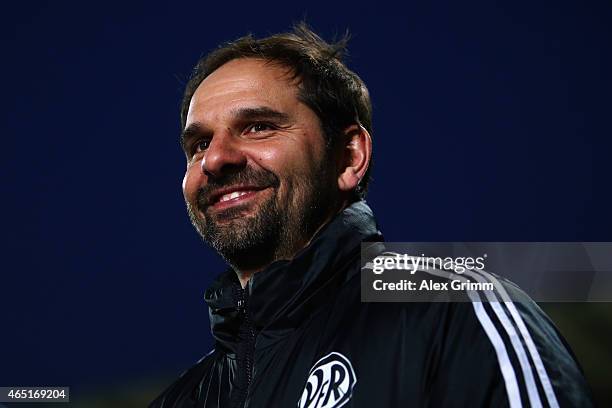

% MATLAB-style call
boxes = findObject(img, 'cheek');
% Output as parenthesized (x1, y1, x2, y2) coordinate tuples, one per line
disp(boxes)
(252, 142, 320, 177)
(253, 149, 277, 164)
(182, 164, 201, 202)
(181, 172, 188, 193)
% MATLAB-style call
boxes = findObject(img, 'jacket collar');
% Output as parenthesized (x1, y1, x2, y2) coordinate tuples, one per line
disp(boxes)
(203, 200, 383, 351)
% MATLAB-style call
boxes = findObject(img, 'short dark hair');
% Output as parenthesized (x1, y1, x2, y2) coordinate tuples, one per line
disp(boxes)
(180, 23, 373, 199)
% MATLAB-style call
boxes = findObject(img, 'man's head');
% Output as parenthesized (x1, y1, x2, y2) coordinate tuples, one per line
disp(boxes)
(180, 24, 373, 278)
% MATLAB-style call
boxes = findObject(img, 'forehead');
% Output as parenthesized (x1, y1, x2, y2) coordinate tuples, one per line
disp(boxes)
(187, 58, 300, 124)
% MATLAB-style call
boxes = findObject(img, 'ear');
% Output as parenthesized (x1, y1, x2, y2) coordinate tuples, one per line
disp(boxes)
(337, 124, 372, 193)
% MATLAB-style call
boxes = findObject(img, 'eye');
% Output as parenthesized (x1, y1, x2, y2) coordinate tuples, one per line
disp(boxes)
(246, 122, 274, 133)
(195, 139, 211, 153)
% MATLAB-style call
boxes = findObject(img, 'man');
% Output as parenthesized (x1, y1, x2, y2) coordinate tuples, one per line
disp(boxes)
(151, 25, 593, 407)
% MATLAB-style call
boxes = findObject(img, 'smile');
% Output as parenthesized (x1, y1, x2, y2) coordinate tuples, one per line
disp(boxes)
(208, 186, 271, 211)
(219, 190, 251, 202)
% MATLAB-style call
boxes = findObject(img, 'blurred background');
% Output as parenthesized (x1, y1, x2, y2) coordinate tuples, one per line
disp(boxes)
(2, 0, 611, 406)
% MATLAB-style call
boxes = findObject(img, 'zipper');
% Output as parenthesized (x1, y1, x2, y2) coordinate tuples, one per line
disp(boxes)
(235, 284, 256, 408)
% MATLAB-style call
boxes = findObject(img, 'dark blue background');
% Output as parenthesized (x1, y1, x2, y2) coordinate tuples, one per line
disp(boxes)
(2, 0, 611, 404)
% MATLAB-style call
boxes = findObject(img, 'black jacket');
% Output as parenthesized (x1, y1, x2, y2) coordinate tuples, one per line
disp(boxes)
(151, 201, 593, 407)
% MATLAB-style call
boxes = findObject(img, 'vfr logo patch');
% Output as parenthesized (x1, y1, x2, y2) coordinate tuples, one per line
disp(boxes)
(298, 351, 357, 408)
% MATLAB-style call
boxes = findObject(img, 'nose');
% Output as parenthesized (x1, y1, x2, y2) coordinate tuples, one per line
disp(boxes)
(201, 130, 246, 178)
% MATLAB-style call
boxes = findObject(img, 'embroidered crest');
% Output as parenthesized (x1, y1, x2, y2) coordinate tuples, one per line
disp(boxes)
(298, 351, 357, 408)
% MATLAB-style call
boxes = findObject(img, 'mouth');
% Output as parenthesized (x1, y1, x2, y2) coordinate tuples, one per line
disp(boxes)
(206, 185, 271, 211)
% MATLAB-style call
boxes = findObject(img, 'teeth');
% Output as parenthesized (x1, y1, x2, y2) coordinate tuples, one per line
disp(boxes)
(219, 191, 249, 202)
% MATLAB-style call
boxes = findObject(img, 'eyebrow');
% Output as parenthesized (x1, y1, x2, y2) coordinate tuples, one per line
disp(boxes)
(180, 106, 291, 151)
(231, 106, 290, 123)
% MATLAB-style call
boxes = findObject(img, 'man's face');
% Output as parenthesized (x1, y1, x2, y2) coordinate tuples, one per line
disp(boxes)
(181, 58, 340, 271)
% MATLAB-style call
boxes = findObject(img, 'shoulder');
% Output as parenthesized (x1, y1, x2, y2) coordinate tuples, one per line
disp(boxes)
(149, 349, 224, 408)
(347, 261, 594, 407)
(426, 276, 593, 407)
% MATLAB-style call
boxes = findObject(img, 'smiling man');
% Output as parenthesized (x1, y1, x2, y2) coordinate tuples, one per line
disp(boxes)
(180, 56, 362, 285)
(151, 25, 593, 408)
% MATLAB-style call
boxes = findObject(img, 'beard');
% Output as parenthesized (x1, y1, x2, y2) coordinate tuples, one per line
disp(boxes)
(186, 157, 337, 271)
